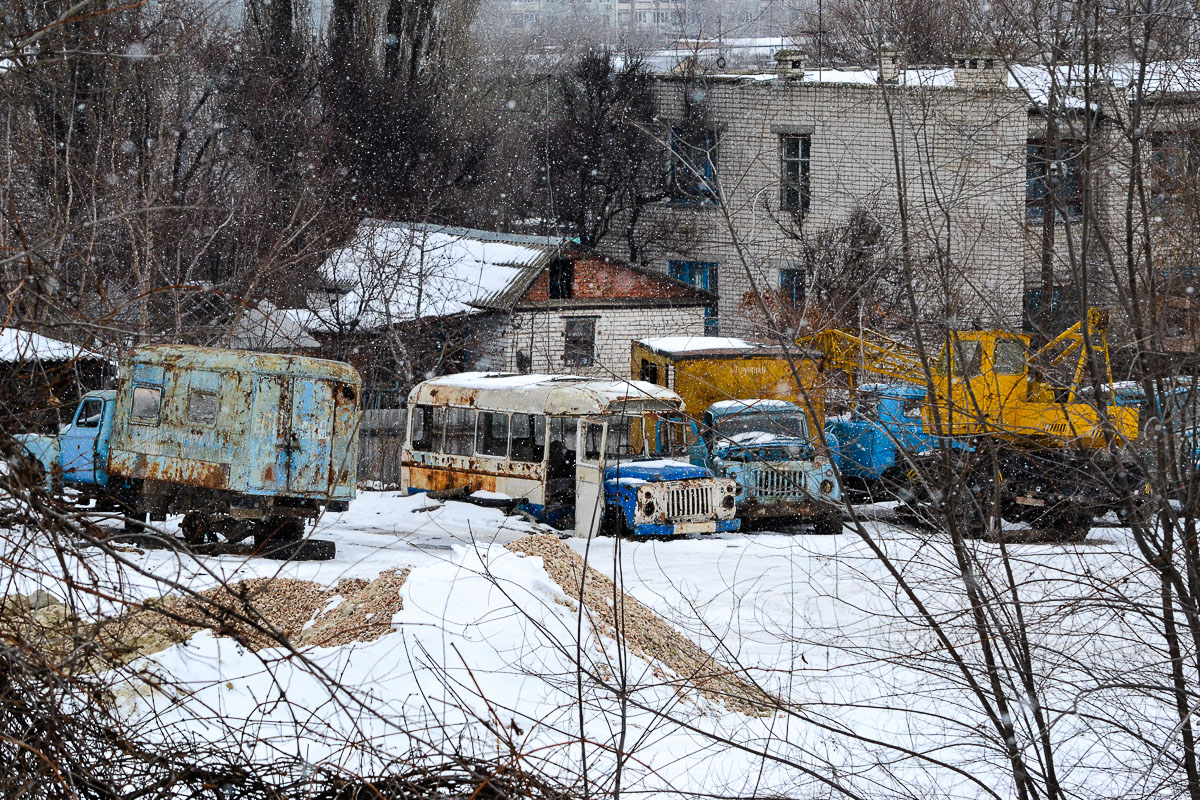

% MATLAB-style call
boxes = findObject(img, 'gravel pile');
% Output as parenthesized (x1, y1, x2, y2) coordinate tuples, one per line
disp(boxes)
(506, 535, 777, 717)
(92, 568, 410, 663)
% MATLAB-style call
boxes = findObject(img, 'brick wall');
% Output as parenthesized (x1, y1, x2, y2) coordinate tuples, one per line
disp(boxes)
(522, 257, 704, 302)
(501, 305, 707, 380)
(601, 77, 1031, 331)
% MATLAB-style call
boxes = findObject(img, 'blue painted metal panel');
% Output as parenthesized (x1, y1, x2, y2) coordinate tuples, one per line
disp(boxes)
(289, 377, 334, 493)
(604, 460, 711, 482)
(631, 520, 740, 537)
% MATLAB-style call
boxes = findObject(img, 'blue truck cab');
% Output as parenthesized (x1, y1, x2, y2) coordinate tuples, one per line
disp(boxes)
(685, 399, 842, 533)
(18, 345, 361, 545)
(825, 383, 934, 494)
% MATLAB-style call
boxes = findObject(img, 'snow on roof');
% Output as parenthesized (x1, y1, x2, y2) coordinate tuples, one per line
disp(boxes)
(708, 398, 799, 412)
(411, 372, 684, 415)
(0, 328, 109, 363)
(309, 222, 571, 332)
(638, 336, 759, 354)
(227, 300, 320, 351)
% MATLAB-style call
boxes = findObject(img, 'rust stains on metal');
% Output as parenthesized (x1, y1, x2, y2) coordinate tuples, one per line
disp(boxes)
(114, 451, 231, 489)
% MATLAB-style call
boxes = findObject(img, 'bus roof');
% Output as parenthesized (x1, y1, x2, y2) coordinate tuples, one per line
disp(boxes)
(126, 345, 360, 384)
(409, 372, 685, 415)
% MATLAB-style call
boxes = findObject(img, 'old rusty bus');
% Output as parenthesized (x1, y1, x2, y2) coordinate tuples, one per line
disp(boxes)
(401, 373, 740, 538)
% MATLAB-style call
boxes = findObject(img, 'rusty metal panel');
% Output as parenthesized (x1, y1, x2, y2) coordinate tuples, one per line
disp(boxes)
(247, 373, 291, 493)
(288, 377, 333, 493)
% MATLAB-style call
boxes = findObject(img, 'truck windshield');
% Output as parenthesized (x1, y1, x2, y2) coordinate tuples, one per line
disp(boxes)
(713, 411, 807, 444)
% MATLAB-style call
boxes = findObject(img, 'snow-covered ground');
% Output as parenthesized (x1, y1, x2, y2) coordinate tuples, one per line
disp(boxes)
(0, 493, 1179, 798)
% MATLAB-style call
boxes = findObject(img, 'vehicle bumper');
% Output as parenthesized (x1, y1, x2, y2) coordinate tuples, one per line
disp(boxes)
(630, 519, 740, 537)
(738, 497, 827, 521)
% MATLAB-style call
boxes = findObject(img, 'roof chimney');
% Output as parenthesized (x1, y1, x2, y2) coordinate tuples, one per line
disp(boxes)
(878, 45, 901, 83)
(774, 49, 806, 80)
(952, 52, 1007, 90)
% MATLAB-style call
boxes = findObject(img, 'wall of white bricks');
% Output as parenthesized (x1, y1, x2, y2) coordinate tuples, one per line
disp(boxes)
(603, 77, 1033, 332)
(498, 305, 707, 381)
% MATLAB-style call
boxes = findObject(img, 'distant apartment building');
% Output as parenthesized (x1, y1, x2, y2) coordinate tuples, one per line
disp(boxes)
(600, 50, 1200, 349)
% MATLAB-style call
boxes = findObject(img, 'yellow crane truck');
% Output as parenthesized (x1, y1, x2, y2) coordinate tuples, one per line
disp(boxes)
(800, 310, 1143, 540)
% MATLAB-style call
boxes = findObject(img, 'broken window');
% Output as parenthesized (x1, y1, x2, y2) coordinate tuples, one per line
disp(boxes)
(75, 398, 103, 428)
(582, 422, 604, 462)
(1026, 139, 1082, 221)
(510, 413, 545, 463)
(186, 390, 218, 425)
(640, 359, 659, 384)
(564, 317, 596, 367)
(410, 404, 444, 452)
(780, 268, 804, 308)
(780, 135, 811, 214)
(475, 411, 510, 458)
(444, 407, 476, 456)
(669, 125, 719, 202)
(131, 386, 162, 425)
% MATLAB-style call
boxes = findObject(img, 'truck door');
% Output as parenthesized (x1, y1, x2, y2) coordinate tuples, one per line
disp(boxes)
(574, 419, 606, 537)
(248, 374, 291, 493)
(289, 378, 334, 493)
(60, 396, 106, 485)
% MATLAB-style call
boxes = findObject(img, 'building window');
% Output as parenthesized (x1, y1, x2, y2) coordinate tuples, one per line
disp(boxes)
(780, 135, 811, 214)
(1150, 130, 1200, 199)
(669, 125, 719, 203)
(548, 259, 574, 300)
(780, 268, 804, 308)
(1026, 139, 1082, 222)
(669, 260, 719, 334)
(564, 317, 597, 366)
(640, 358, 658, 384)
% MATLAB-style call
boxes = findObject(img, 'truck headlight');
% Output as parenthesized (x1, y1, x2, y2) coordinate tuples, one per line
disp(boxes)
(721, 495, 735, 510)
(642, 500, 656, 516)
(820, 479, 835, 496)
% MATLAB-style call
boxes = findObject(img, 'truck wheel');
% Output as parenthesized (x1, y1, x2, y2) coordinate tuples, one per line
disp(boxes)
(258, 537, 337, 561)
(811, 510, 843, 536)
(949, 497, 987, 540)
(180, 513, 214, 545)
(252, 516, 304, 549)
(1054, 512, 1092, 543)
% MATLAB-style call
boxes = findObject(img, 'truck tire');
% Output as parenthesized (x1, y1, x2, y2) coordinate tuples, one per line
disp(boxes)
(811, 510, 843, 536)
(252, 516, 304, 549)
(258, 537, 337, 561)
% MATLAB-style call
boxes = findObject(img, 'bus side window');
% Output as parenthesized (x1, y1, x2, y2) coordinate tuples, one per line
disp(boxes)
(444, 408, 476, 456)
(511, 414, 545, 463)
(476, 412, 510, 458)
(411, 405, 444, 452)
(547, 417, 576, 478)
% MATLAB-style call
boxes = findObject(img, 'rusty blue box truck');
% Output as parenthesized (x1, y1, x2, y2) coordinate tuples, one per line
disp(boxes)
(18, 345, 361, 558)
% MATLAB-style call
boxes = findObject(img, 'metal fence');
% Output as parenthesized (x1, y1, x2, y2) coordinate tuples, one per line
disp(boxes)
(358, 408, 407, 487)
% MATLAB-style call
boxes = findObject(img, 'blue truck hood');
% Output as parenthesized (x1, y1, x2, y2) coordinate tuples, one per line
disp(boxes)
(605, 459, 711, 482)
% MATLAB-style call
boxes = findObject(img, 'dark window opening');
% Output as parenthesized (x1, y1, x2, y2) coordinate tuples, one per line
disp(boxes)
(781, 135, 811, 214)
(640, 359, 659, 384)
(475, 411, 510, 458)
(548, 259, 574, 299)
(780, 268, 804, 308)
(1026, 139, 1083, 222)
(410, 404, 444, 452)
(669, 260, 719, 335)
(1151, 130, 1200, 199)
(669, 126, 719, 203)
(564, 317, 596, 367)
(511, 413, 546, 462)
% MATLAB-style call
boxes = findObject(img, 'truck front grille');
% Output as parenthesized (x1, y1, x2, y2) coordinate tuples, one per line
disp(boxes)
(751, 467, 806, 497)
(667, 484, 712, 520)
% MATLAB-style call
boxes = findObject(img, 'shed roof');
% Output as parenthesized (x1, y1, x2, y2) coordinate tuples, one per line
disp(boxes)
(309, 221, 572, 332)
(0, 328, 111, 364)
(409, 372, 684, 415)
